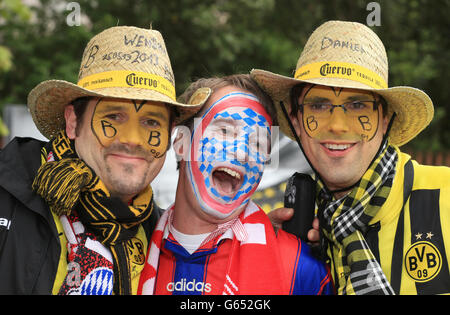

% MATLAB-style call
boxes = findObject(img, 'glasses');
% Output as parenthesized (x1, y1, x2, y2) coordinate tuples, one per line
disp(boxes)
(299, 99, 380, 140)
(300, 100, 378, 118)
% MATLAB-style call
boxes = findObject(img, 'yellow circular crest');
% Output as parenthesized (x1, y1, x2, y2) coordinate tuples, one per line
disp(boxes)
(404, 241, 442, 283)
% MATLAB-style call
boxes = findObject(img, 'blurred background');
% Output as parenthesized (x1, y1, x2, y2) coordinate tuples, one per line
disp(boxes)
(0, 0, 449, 209)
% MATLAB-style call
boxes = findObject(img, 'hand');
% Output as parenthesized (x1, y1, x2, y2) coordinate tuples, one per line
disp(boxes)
(307, 217, 320, 245)
(268, 207, 320, 245)
(267, 207, 294, 234)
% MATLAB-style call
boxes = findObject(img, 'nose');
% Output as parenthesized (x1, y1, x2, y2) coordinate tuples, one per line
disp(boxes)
(327, 107, 350, 134)
(216, 138, 250, 163)
(118, 124, 146, 147)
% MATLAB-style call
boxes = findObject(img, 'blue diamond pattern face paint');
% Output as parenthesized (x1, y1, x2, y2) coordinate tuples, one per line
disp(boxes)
(186, 92, 272, 219)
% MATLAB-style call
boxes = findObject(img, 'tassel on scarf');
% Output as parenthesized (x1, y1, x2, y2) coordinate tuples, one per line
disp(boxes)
(32, 157, 96, 216)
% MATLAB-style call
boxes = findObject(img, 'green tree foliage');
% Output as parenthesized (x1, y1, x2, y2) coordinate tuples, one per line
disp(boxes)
(0, 0, 448, 149)
(0, 0, 30, 73)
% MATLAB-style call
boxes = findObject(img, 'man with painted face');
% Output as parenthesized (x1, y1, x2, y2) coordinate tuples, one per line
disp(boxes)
(0, 26, 209, 295)
(137, 74, 333, 295)
(251, 21, 450, 295)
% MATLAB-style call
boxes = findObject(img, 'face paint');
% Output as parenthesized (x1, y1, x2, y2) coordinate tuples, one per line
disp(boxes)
(300, 86, 380, 142)
(91, 99, 170, 158)
(186, 92, 272, 219)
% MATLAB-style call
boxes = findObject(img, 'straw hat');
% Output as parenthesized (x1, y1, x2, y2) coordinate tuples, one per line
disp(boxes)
(251, 20, 434, 146)
(28, 26, 211, 140)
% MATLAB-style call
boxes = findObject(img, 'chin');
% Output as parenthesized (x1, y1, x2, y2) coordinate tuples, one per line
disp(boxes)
(200, 202, 246, 221)
(107, 175, 149, 196)
(323, 174, 358, 191)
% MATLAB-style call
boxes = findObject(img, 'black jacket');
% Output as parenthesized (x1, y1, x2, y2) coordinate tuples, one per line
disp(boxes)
(0, 137, 161, 294)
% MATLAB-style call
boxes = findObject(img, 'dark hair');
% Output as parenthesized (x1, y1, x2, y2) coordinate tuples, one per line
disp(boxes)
(70, 96, 91, 136)
(289, 83, 309, 116)
(289, 83, 389, 117)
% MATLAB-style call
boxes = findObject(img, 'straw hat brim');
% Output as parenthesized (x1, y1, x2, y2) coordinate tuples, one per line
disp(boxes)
(28, 79, 209, 140)
(251, 69, 434, 147)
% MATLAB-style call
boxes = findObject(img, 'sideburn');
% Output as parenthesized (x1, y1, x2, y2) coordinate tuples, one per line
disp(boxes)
(71, 97, 92, 137)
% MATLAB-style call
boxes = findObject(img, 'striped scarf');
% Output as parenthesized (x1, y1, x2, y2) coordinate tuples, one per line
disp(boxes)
(317, 140, 398, 295)
(32, 130, 154, 295)
(138, 202, 289, 295)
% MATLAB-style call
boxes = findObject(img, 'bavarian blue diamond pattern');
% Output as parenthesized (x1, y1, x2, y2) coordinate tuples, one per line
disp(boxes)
(199, 107, 270, 203)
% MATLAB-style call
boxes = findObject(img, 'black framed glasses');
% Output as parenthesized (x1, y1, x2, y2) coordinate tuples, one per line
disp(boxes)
(300, 100, 378, 118)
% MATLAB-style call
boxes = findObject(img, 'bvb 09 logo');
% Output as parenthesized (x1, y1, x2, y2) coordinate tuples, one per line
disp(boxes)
(127, 237, 145, 265)
(405, 241, 442, 282)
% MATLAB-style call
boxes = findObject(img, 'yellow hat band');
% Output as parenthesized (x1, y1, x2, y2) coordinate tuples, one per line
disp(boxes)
(295, 61, 388, 89)
(77, 70, 176, 101)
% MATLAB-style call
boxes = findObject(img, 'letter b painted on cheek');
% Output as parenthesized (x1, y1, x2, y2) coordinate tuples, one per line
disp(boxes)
(148, 130, 161, 147)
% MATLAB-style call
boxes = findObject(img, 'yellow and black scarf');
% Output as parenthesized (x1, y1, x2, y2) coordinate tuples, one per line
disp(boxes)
(33, 130, 154, 295)
(317, 140, 398, 295)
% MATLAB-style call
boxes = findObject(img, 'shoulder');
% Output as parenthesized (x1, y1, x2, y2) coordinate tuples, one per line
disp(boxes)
(0, 137, 46, 173)
(0, 137, 46, 156)
(396, 150, 450, 190)
(405, 155, 450, 215)
(410, 159, 450, 190)
(392, 151, 450, 214)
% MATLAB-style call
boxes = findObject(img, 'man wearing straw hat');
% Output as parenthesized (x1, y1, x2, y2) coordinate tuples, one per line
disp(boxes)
(251, 20, 450, 295)
(0, 26, 209, 295)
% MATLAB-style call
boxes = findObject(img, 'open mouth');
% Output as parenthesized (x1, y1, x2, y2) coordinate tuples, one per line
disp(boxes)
(211, 166, 244, 196)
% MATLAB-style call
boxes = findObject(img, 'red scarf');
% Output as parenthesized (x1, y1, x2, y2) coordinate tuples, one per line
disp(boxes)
(137, 201, 290, 295)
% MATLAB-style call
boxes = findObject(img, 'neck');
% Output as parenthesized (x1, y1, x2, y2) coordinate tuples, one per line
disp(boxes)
(172, 173, 219, 235)
(333, 189, 350, 200)
(109, 190, 135, 204)
(325, 181, 355, 200)
(122, 195, 135, 204)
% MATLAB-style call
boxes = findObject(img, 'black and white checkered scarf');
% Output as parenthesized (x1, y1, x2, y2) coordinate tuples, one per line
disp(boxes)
(317, 140, 398, 295)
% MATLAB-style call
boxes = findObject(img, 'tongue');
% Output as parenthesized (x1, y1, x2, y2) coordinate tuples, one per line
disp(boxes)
(213, 171, 237, 194)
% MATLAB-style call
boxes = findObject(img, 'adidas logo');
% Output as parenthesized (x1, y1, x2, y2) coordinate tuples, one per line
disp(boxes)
(167, 278, 212, 293)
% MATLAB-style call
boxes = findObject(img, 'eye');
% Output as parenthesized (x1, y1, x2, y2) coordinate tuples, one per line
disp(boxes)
(213, 125, 232, 138)
(307, 103, 330, 112)
(347, 101, 369, 110)
(104, 113, 123, 121)
(142, 119, 161, 128)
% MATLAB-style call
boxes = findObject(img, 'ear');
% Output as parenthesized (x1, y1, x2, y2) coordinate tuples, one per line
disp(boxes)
(381, 113, 390, 135)
(290, 111, 303, 138)
(172, 126, 191, 160)
(64, 105, 78, 139)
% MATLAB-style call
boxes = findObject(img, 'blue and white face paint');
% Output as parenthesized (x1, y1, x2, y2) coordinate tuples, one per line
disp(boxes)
(186, 91, 272, 219)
